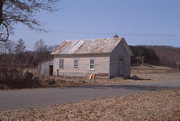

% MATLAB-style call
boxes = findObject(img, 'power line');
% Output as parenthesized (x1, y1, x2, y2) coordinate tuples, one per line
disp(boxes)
(55, 30, 112, 35)
(54, 30, 180, 37)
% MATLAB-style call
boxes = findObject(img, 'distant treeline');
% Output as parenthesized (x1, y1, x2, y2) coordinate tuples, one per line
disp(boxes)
(149, 46, 180, 67)
(130, 45, 180, 67)
(0, 39, 56, 67)
(1, 39, 180, 68)
(0, 39, 54, 88)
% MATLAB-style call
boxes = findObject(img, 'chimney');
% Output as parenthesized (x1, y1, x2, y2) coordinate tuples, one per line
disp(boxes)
(113, 34, 119, 38)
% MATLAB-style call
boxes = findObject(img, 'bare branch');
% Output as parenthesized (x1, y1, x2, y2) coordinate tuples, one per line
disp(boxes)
(0, 22, 9, 42)
(0, 0, 60, 41)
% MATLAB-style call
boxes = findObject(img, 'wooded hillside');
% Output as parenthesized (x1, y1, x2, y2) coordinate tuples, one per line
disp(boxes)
(149, 46, 180, 67)
(130, 45, 180, 67)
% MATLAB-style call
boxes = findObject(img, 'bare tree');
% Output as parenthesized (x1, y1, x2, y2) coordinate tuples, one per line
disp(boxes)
(0, 41, 6, 54)
(0, 40, 15, 54)
(15, 38, 26, 54)
(34, 39, 50, 62)
(5, 40, 16, 54)
(0, 0, 59, 42)
(34, 39, 47, 52)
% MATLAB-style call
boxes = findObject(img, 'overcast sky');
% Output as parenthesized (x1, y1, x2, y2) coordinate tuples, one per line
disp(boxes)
(10, 0, 180, 50)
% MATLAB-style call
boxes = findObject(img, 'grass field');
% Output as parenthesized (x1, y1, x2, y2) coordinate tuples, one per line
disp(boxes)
(131, 64, 180, 81)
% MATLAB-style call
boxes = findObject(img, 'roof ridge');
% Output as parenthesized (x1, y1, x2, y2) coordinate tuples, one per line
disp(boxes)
(65, 37, 123, 42)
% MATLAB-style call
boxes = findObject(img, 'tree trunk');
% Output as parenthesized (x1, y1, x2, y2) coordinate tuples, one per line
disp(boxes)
(0, 0, 4, 24)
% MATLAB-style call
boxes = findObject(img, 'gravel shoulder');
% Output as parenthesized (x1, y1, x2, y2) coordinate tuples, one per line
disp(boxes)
(0, 89, 180, 121)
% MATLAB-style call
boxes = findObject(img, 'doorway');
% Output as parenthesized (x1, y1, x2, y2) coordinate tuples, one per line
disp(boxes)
(49, 65, 53, 76)
(118, 57, 123, 76)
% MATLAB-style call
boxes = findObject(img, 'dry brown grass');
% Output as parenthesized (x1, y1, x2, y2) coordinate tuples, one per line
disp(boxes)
(0, 89, 179, 121)
(39, 65, 180, 88)
(132, 64, 180, 81)
(1, 65, 180, 90)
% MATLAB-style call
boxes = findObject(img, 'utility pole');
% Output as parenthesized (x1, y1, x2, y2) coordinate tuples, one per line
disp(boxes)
(142, 56, 144, 65)
(176, 62, 180, 71)
(136, 56, 141, 66)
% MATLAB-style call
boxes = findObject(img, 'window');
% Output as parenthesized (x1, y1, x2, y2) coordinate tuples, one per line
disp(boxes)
(59, 59, 64, 69)
(90, 59, 95, 70)
(74, 59, 78, 69)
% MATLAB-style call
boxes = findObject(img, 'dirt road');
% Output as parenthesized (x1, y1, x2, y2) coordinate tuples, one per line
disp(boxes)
(0, 80, 180, 112)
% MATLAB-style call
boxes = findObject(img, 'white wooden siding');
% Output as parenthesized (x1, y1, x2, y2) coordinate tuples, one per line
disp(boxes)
(53, 56, 110, 77)
(110, 41, 131, 77)
(38, 60, 53, 76)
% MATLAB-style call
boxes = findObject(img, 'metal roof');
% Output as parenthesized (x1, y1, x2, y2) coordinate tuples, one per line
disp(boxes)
(51, 37, 125, 55)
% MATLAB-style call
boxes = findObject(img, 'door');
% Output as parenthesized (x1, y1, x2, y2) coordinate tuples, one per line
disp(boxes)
(118, 57, 123, 76)
(49, 65, 53, 76)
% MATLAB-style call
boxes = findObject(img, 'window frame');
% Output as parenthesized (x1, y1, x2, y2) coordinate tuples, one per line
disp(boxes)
(59, 59, 64, 69)
(74, 59, 79, 69)
(89, 59, 95, 70)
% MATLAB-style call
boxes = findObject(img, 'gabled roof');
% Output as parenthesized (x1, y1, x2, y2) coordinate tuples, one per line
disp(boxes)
(51, 37, 124, 55)
(121, 39, 134, 56)
(51, 37, 133, 56)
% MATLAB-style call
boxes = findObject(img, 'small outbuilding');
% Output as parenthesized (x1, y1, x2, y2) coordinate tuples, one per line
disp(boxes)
(38, 36, 133, 78)
(38, 59, 53, 76)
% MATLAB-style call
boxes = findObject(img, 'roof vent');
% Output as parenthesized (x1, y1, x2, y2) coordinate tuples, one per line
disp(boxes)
(113, 34, 119, 38)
